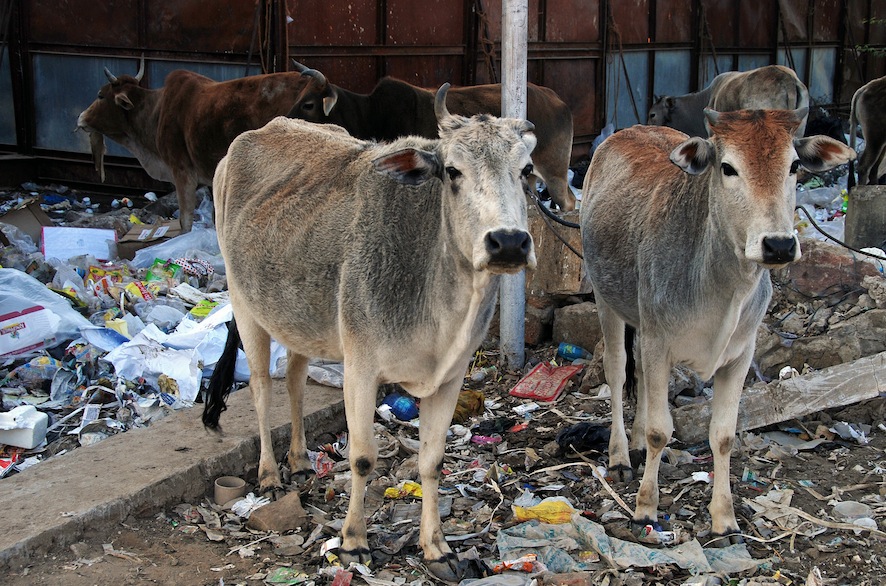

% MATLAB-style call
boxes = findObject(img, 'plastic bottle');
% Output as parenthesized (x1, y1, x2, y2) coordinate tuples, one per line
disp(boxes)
(381, 392, 419, 421)
(557, 342, 592, 361)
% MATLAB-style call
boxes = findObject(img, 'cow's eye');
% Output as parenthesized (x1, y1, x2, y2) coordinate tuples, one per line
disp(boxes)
(446, 167, 461, 180)
(521, 164, 533, 177)
(789, 160, 800, 174)
(721, 163, 738, 177)
(302, 100, 315, 112)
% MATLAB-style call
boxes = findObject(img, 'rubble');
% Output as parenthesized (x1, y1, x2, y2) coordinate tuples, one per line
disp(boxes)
(3, 172, 886, 585)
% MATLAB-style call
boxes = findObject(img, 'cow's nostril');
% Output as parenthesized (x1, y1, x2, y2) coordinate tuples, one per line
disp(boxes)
(762, 236, 796, 264)
(485, 230, 531, 264)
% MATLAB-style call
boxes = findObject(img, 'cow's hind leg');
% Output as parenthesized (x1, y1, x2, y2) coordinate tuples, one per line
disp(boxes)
(339, 360, 378, 566)
(628, 328, 647, 469)
(706, 354, 749, 546)
(598, 299, 632, 482)
(285, 351, 313, 480)
(417, 377, 463, 582)
(236, 313, 283, 494)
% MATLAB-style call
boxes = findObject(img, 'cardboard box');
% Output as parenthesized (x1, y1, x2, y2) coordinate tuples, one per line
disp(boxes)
(116, 219, 182, 260)
(0, 198, 54, 247)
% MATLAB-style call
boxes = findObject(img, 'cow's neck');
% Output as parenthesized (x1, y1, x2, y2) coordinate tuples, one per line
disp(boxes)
(329, 87, 374, 140)
(116, 89, 173, 182)
(675, 86, 715, 137)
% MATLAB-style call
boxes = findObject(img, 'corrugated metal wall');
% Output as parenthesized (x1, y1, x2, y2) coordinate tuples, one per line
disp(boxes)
(0, 0, 883, 192)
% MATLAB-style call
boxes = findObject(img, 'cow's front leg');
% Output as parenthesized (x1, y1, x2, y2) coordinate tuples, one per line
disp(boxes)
(632, 343, 671, 527)
(285, 351, 313, 479)
(417, 378, 462, 582)
(237, 315, 282, 494)
(339, 365, 377, 566)
(598, 302, 632, 481)
(707, 356, 748, 546)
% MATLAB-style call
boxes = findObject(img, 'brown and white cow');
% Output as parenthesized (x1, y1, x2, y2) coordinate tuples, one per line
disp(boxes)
(581, 110, 854, 544)
(849, 75, 886, 186)
(287, 61, 576, 210)
(647, 65, 810, 138)
(76, 60, 322, 232)
(203, 85, 536, 581)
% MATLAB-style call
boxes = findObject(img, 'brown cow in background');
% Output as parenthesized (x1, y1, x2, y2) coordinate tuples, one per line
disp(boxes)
(77, 59, 322, 232)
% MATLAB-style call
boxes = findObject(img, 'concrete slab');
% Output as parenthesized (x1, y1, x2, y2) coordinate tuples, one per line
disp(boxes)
(0, 379, 345, 570)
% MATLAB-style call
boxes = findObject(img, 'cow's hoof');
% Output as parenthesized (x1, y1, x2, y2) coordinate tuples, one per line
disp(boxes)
(425, 552, 461, 583)
(707, 531, 743, 547)
(629, 448, 646, 469)
(339, 546, 372, 565)
(258, 485, 286, 501)
(608, 464, 634, 483)
(291, 467, 315, 484)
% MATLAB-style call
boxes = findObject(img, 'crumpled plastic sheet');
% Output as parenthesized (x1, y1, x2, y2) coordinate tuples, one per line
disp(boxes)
(132, 226, 225, 275)
(497, 514, 767, 575)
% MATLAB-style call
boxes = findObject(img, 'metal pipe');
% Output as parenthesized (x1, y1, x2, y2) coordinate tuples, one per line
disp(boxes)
(499, 0, 529, 370)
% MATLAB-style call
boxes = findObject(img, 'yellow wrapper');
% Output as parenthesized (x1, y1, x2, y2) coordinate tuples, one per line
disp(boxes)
(512, 497, 576, 524)
(384, 480, 423, 499)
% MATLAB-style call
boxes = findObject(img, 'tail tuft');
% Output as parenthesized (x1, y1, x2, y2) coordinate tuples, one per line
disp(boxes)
(202, 318, 241, 430)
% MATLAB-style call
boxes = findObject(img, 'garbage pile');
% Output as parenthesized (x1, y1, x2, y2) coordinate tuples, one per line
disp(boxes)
(0, 184, 239, 477)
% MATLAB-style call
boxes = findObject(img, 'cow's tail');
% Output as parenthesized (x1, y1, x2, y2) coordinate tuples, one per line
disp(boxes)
(202, 318, 240, 430)
(848, 88, 860, 189)
(624, 324, 638, 400)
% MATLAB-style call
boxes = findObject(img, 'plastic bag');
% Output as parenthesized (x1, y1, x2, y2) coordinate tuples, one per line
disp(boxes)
(132, 226, 225, 275)
(0, 268, 92, 357)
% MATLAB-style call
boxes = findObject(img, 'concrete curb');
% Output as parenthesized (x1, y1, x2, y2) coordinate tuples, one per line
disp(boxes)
(0, 380, 345, 570)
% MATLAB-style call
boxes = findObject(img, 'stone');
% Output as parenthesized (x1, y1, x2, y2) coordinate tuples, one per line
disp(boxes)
(772, 238, 881, 303)
(552, 301, 602, 352)
(525, 207, 588, 296)
(246, 491, 308, 533)
(524, 303, 554, 345)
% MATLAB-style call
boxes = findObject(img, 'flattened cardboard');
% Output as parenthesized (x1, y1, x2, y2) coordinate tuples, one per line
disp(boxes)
(41, 226, 117, 262)
(116, 219, 182, 260)
(0, 199, 54, 247)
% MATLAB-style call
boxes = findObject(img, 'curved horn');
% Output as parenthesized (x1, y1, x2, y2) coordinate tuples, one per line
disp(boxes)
(103, 67, 118, 83)
(134, 55, 145, 82)
(290, 58, 308, 73)
(435, 83, 451, 121)
(300, 67, 327, 87)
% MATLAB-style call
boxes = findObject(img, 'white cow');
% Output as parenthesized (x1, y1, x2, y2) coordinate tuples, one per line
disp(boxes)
(203, 85, 537, 581)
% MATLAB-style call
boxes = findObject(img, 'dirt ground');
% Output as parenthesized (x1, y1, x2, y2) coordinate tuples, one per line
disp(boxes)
(6, 347, 886, 586)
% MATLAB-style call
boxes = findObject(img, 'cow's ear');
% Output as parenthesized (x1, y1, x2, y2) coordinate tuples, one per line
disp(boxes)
(794, 135, 857, 173)
(664, 96, 675, 109)
(322, 88, 338, 116)
(373, 148, 442, 185)
(670, 137, 714, 175)
(115, 93, 134, 111)
(511, 120, 537, 154)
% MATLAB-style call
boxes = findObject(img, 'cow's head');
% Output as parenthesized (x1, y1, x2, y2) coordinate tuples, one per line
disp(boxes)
(288, 60, 338, 123)
(372, 83, 537, 274)
(669, 107, 856, 268)
(647, 95, 674, 126)
(76, 58, 147, 182)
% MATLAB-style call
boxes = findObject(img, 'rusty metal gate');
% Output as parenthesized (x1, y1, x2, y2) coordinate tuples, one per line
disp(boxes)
(0, 0, 883, 193)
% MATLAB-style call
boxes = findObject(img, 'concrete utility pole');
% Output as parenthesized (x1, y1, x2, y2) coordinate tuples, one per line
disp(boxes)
(499, 0, 528, 370)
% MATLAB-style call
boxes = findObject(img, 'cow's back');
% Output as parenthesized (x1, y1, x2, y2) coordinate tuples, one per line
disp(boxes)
(581, 125, 704, 324)
(159, 70, 317, 184)
(710, 65, 806, 112)
(215, 117, 447, 356)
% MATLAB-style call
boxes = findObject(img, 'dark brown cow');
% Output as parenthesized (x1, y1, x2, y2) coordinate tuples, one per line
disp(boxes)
(76, 60, 321, 232)
(849, 75, 886, 186)
(287, 62, 576, 210)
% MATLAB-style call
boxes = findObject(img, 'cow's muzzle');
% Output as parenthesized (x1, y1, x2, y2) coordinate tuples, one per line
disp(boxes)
(484, 229, 533, 271)
(761, 235, 799, 265)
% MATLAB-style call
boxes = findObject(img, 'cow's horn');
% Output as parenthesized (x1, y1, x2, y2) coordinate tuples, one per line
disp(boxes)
(290, 58, 308, 73)
(300, 67, 327, 87)
(134, 54, 145, 82)
(104, 67, 118, 83)
(435, 83, 451, 120)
